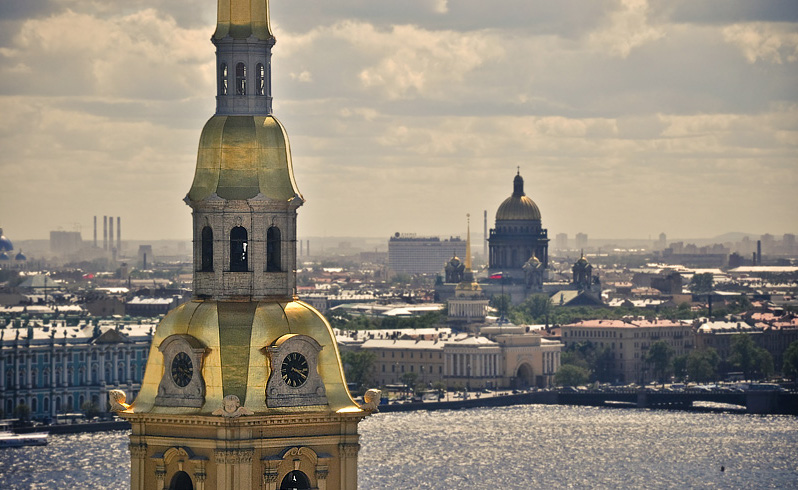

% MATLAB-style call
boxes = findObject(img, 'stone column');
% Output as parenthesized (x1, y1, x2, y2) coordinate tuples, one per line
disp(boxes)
(262, 460, 279, 490)
(339, 443, 360, 490)
(315, 464, 329, 490)
(125, 349, 132, 384)
(215, 449, 253, 489)
(129, 442, 148, 490)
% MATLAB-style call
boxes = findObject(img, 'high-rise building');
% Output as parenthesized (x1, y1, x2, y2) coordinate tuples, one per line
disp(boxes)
(575, 232, 588, 250)
(555, 233, 568, 251)
(389, 233, 466, 275)
(116, 3, 371, 489)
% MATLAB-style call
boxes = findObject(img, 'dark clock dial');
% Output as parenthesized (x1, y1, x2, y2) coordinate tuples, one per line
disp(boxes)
(170, 352, 193, 387)
(280, 352, 309, 388)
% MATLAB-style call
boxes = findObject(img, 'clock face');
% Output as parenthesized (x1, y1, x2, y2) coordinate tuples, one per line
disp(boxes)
(280, 352, 309, 388)
(170, 352, 193, 388)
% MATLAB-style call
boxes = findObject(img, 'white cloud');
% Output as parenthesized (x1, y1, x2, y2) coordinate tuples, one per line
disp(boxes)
(587, 0, 665, 58)
(722, 22, 798, 64)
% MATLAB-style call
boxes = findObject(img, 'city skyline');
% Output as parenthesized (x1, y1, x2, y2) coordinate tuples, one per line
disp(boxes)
(1, 0, 797, 241)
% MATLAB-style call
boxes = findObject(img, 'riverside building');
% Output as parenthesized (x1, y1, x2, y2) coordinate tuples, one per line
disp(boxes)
(559, 319, 693, 384)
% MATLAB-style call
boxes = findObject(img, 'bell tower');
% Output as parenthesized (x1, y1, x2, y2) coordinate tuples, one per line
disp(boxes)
(115, 2, 374, 489)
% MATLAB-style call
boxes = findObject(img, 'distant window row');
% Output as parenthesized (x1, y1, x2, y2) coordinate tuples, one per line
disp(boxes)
(201, 226, 281, 272)
(219, 63, 266, 96)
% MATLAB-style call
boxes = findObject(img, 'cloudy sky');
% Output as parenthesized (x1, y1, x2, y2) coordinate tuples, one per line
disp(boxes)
(0, 0, 796, 242)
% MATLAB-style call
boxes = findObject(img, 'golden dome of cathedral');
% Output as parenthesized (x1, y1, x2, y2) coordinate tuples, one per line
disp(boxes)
(187, 115, 303, 202)
(495, 172, 541, 221)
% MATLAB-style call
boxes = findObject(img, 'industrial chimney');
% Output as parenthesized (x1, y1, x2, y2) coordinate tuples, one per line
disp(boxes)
(117, 217, 121, 253)
(93, 216, 97, 248)
(109, 216, 114, 251)
(103, 216, 108, 250)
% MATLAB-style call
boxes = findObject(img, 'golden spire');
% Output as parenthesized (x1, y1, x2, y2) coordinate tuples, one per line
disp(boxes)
(214, 0, 274, 40)
(465, 213, 472, 270)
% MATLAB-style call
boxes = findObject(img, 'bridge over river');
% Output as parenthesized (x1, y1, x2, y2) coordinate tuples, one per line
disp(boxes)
(380, 388, 798, 415)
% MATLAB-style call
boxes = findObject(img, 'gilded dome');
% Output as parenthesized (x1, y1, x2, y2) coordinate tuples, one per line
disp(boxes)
(495, 173, 541, 221)
(131, 299, 359, 415)
(187, 115, 303, 202)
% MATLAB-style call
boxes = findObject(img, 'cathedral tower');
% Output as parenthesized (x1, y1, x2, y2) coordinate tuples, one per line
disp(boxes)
(117, 2, 372, 489)
(488, 170, 549, 282)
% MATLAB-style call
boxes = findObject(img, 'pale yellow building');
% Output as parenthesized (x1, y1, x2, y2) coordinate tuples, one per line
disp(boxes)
(115, 2, 372, 489)
(560, 319, 693, 384)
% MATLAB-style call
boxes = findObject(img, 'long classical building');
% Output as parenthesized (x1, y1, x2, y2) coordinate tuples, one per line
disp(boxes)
(0, 321, 153, 420)
(352, 326, 562, 389)
(559, 319, 693, 384)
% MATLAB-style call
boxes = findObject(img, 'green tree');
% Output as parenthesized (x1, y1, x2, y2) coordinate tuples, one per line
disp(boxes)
(783, 340, 798, 380)
(400, 372, 419, 395)
(431, 381, 447, 401)
(341, 350, 377, 392)
(555, 364, 590, 386)
(686, 348, 720, 383)
(516, 294, 552, 323)
(645, 340, 674, 384)
(729, 334, 758, 379)
(689, 273, 714, 294)
(14, 403, 31, 421)
(490, 294, 511, 319)
(672, 354, 688, 381)
(81, 400, 100, 419)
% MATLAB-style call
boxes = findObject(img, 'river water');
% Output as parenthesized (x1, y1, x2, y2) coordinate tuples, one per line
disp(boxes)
(1, 405, 796, 489)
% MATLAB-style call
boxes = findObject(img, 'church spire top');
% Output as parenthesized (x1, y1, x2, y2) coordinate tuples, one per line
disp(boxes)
(214, 0, 274, 41)
(465, 213, 472, 271)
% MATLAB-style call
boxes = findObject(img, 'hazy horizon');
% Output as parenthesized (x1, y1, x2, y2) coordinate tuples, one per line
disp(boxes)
(1, 1, 796, 242)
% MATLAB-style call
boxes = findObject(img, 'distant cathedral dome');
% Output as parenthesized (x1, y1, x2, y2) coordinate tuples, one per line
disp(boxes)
(0, 228, 13, 252)
(0, 252, 9, 261)
(15, 250, 27, 261)
(495, 172, 541, 221)
(187, 115, 303, 202)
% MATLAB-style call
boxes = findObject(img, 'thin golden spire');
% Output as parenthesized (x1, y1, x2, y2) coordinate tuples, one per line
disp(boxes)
(465, 213, 472, 270)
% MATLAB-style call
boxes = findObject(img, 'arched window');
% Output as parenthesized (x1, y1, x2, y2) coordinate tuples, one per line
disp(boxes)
(267, 226, 281, 272)
(236, 62, 247, 95)
(280, 471, 310, 490)
(55, 397, 61, 412)
(201, 226, 214, 272)
(230, 226, 249, 271)
(170, 471, 194, 490)
(256, 63, 265, 95)
(44, 397, 50, 412)
(31, 397, 37, 413)
(67, 395, 73, 411)
(219, 63, 228, 95)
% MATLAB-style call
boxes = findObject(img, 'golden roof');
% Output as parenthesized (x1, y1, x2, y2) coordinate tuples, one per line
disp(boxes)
(496, 195, 541, 221)
(495, 172, 541, 221)
(187, 115, 303, 202)
(131, 299, 360, 415)
(214, 0, 274, 41)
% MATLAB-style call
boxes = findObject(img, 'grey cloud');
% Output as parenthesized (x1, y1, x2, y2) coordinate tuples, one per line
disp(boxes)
(650, 0, 798, 25)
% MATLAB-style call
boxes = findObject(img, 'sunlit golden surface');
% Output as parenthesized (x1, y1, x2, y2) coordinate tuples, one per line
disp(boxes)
(188, 115, 302, 202)
(131, 299, 360, 415)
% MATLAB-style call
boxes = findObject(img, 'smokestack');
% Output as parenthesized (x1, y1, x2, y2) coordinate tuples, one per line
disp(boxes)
(93, 216, 97, 248)
(103, 216, 108, 250)
(117, 217, 121, 253)
(300, 239, 303, 256)
(483, 210, 488, 259)
(307, 240, 310, 257)
(109, 216, 114, 251)
(756, 240, 762, 265)
(752, 252, 757, 265)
